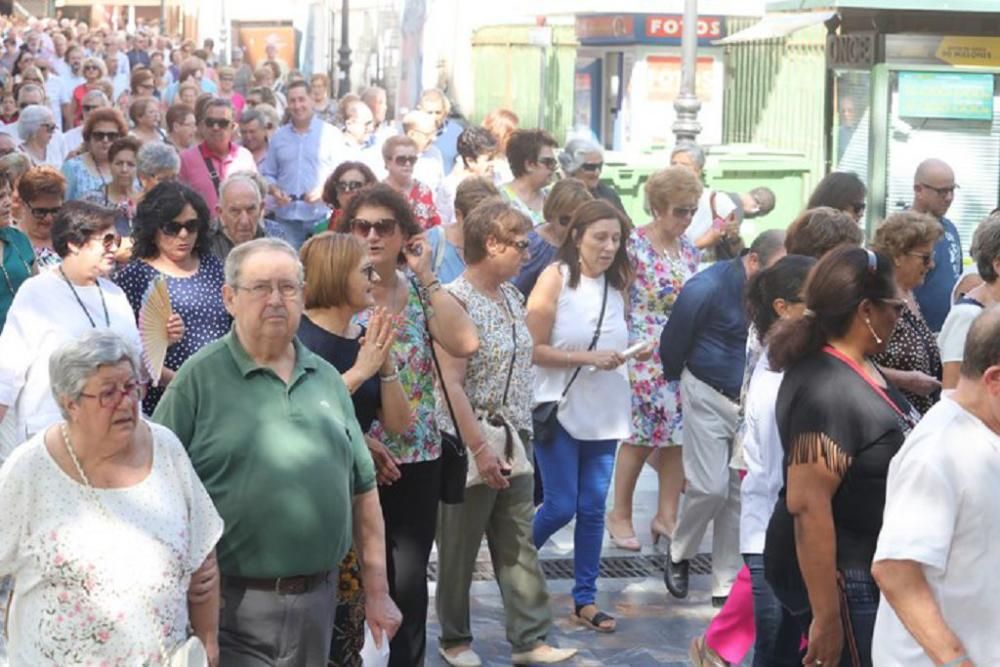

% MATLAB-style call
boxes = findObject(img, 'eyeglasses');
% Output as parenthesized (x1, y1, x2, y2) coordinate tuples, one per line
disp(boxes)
(907, 251, 933, 267)
(83, 64, 99, 71)
(878, 297, 907, 316)
(21, 77, 41, 84)
(40, 122, 56, 132)
(504, 238, 531, 252)
(234, 281, 302, 299)
(919, 182, 958, 197)
(350, 218, 397, 238)
(92, 231, 122, 251)
(91, 131, 121, 143)
(670, 206, 698, 219)
(336, 180, 365, 193)
(161, 218, 200, 236)
(392, 155, 417, 166)
(29, 205, 60, 219)
(579, 162, 603, 173)
(82, 104, 101, 112)
(360, 264, 378, 281)
(536, 157, 558, 170)
(204, 117, 232, 130)
(79, 377, 143, 408)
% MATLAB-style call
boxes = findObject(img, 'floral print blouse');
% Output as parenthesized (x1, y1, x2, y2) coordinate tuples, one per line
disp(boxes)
(0, 422, 223, 666)
(408, 180, 441, 230)
(356, 277, 440, 464)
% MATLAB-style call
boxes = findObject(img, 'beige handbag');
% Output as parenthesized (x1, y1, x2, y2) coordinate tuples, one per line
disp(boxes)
(61, 423, 208, 667)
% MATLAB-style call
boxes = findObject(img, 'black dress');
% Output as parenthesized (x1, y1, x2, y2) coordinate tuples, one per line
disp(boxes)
(872, 306, 942, 415)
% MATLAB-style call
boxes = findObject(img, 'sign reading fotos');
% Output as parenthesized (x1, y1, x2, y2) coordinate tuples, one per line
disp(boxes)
(897, 71, 995, 121)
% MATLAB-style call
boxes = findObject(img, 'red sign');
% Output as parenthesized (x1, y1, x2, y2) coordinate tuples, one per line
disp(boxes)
(645, 16, 722, 40)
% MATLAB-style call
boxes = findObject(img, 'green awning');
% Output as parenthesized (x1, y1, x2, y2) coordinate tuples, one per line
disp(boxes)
(714, 10, 836, 44)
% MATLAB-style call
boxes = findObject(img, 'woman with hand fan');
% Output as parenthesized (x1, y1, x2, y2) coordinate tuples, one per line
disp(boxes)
(115, 181, 230, 414)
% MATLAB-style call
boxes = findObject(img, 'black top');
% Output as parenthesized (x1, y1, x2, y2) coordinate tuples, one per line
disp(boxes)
(297, 315, 381, 432)
(872, 306, 942, 415)
(765, 351, 916, 592)
(592, 181, 626, 215)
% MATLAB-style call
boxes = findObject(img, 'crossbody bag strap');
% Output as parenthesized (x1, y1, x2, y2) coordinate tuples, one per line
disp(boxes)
(557, 275, 610, 401)
(499, 288, 517, 407)
(200, 145, 222, 195)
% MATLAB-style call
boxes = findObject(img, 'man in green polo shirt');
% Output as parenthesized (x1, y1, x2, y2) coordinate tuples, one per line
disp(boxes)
(154, 237, 400, 665)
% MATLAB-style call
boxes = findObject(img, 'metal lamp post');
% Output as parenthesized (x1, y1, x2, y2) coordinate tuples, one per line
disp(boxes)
(337, 0, 352, 97)
(672, 0, 702, 147)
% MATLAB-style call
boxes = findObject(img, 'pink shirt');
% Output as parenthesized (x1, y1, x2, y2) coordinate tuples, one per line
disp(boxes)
(178, 142, 258, 212)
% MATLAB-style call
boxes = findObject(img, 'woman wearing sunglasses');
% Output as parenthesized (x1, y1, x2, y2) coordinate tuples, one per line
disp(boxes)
(382, 135, 441, 230)
(61, 108, 128, 201)
(16, 105, 62, 168)
(0, 201, 142, 455)
(558, 138, 625, 214)
(501, 129, 558, 227)
(71, 57, 108, 127)
(115, 181, 226, 413)
(869, 211, 944, 415)
(338, 184, 478, 666)
(314, 160, 377, 236)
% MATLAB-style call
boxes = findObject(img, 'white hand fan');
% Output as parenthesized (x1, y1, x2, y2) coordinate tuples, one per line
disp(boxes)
(138, 275, 171, 386)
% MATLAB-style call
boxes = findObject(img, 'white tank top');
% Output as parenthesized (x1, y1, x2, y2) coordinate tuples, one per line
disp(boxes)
(533, 264, 632, 441)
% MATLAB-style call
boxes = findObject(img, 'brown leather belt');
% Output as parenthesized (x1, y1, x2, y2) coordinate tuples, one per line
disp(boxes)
(224, 571, 331, 595)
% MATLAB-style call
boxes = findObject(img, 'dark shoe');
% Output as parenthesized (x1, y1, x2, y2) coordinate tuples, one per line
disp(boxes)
(711, 595, 728, 609)
(663, 555, 690, 598)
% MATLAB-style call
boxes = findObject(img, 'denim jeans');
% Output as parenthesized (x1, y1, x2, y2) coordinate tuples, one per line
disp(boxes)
(532, 420, 616, 606)
(745, 554, 801, 667)
(784, 568, 879, 667)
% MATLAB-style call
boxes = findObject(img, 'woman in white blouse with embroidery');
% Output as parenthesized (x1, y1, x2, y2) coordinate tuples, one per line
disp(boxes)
(0, 201, 179, 460)
(0, 330, 223, 666)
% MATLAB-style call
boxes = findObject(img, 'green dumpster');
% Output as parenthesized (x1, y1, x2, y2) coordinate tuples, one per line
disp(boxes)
(600, 151, 669, 226)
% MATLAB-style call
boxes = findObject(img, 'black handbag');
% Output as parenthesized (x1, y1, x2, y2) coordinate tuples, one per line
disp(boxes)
(412, 278, 468, 504)
(531, 278, 609, 444)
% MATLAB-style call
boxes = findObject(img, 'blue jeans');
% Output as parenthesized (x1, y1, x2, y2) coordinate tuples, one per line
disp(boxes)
(532, 420, 616, 606)
(786, 568, 879, 667)
(745, 554, 801, 667)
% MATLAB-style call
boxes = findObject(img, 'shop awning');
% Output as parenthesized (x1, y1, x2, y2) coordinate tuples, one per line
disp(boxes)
(713, 10, 836, 44)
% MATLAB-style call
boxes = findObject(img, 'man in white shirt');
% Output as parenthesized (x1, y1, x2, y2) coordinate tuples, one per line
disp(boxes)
(669, 143, 736, 251)
(341, 98, 384, 178)
(872, 307, 1000, 667)
(403, 109, 444, 196)
(62, 90, 110, 155)
(35, 56, 70, 133)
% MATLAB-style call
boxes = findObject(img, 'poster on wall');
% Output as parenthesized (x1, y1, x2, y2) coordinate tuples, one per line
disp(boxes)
(897, 71, 994, 121)
(635, 55, 715, 148)
(234, 22, 296, 71)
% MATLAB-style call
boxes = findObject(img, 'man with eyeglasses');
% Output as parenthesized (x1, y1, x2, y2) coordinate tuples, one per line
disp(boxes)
(402, 109, 445, 197)
(153, 237, 401, 665)
(418, 88, 463, 177)
(261, 80, 347, 249)
(910, 158, 963, 333)
(178, 97, 257, 214)
(34, 56, 70, 133)
(340, 99, 384, 179)
(127, 31, 151, 70)
(61, 89, 108, 155)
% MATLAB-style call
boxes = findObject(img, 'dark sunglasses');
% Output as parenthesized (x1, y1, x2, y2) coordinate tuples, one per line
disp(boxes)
(336, 180, 365, 193)
(204, 117, 232, 130)
(30, 205, 60, 219)
(350, 218, 397, 238)
(161, 218, 200, 236)
(83, 64, 100, 71)
(670, 206, 698, 219)
(579, 162, 603, 173)
(536, 157, 558, 170)
(907, 251, 933, 267)
(505, 238, 531, 251)
(82, 104, 100, 112)
(91, 131, 121, 142)
(392, 155, 417, 166)
(94, 231, 122, 251)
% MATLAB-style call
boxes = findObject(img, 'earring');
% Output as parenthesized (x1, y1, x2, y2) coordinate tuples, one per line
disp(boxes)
(865, 317, 883, 345)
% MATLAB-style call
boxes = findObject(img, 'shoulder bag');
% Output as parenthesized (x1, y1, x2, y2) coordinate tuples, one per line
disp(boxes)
(531, 277, 609, 444)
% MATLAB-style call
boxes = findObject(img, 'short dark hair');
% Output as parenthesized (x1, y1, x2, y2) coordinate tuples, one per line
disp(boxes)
(806, 171, 867, 213)
(463, 200, 531, 265)
(454, 177, 500, 220)
(339, 183, 421, 242)
(108, 136, 141, 164)
(165, 103, 194, 133)
(52, 200, 115, 257)
(131, 180, 212, 260)
(506, 129, 557, 178)
(745, 254, 816, 342)
(748, 229, 787, 267)
(286, 79, 310, 96)
(784, 207, 863, 258)
(961, 307, 1000, 378)
(456, 127, 496, 169)
(16, 165, 65, 203)
(321, 161, 377, 209)
(83, 108, 127, 143)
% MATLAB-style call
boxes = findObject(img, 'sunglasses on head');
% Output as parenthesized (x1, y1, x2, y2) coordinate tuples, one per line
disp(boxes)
(336, 180, 365, 193)
(204, 118, 231, 130)
(161, 218, 200, 236)
(91, 131, 120, 142)
(30, 205, 60, 219)
(350, 218, 397, 238)
(579, 162, 603, 173)
(393, 155, 417, 166)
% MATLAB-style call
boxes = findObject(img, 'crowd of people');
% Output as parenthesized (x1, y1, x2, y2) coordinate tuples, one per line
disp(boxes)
(0, 12, 994, 667)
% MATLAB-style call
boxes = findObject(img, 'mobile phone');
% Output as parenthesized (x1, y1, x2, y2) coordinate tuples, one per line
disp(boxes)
(621, 341, 650, 360)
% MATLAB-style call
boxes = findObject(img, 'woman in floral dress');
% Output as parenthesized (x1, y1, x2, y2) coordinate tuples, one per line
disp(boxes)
(606, 167, 703, 549)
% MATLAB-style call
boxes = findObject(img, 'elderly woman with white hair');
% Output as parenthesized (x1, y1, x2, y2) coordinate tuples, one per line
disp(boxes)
(17, 104, 63, 168)
(558, 138, 625, 213)
(137, 140, 181, 194)
(0, 329, 224, 666)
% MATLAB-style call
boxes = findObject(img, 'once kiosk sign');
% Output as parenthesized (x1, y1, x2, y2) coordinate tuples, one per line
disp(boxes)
(827, 32, 876, 70)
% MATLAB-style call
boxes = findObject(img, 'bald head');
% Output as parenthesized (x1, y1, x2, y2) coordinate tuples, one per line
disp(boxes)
(913, 158, 956, 218)
(960, 306, 1000, 379)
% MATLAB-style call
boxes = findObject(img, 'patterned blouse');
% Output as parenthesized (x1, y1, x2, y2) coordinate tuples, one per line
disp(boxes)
(436, 277, 534, 435)
(501, 184, 548, 227)
(356, 277, 440, 464)
(408, 180, 441, 230)
(872, 304, 942, 415)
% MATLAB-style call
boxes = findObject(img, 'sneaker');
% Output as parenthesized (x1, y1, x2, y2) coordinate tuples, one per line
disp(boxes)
(511, 643, 578, 664)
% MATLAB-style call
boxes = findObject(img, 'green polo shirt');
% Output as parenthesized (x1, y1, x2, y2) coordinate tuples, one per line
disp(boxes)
(152, 328, 376, 578)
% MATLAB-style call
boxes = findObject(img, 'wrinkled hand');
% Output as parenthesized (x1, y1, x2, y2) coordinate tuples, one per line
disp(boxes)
(474, 447, 510, 490)
(904, 370, 942, 397)
(402, 232, 432, 279)
(802, 614, 843, 667)
(166, 312, 185, 344)
(589, 350, 626, 371)
(365, 590, 402, 649)
(367, 437, 402, 485)
(187, 551, 218, 605)
(353, 307, 398, 381)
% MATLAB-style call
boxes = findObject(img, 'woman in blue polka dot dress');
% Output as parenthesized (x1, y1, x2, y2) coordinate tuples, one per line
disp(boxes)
(115, 181, 231, 413)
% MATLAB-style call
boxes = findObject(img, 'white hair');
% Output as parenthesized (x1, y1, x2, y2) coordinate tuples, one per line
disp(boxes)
(49, 330, 140, 417)
(224, 237, 302, 286)
(17, 105, 53, 141)
(558, 138, 603, 175)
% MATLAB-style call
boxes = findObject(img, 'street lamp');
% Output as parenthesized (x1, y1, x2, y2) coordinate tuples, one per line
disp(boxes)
(337, 0, 352, 97)
(672, 0, 702, 146)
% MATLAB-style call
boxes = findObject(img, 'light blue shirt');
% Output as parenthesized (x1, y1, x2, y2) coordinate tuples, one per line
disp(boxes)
(261, 116, 347, 222)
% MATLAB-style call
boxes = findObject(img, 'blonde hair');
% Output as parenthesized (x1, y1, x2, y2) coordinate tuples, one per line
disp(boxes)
(300, 232, 367, 309)
(543, 178, 593, 226)
(872, 211, 943, 259)
(645, 167, 703, 217)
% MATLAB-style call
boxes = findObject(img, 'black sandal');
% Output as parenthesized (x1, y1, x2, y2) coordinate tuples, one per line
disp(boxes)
(570, 603, 616, 633)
